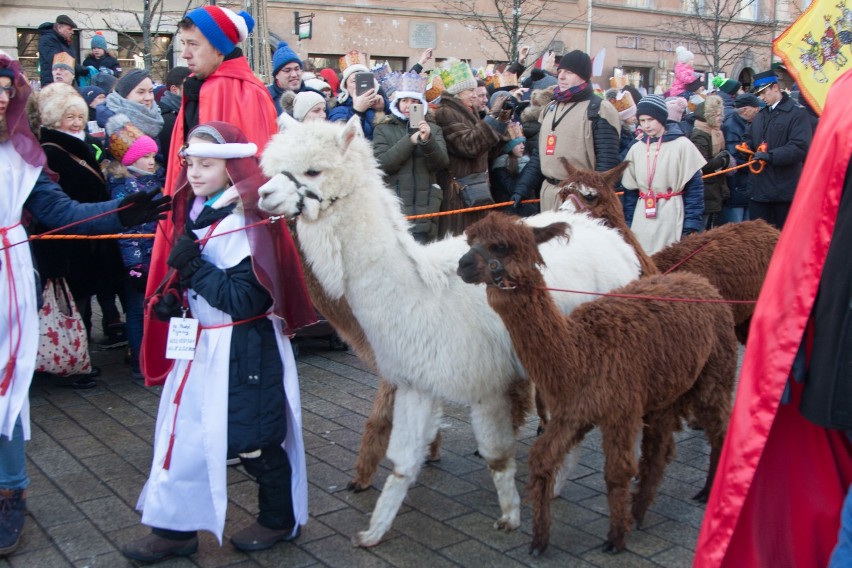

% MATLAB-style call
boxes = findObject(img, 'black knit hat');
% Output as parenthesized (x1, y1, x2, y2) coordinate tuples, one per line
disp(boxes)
(636, 94, 669, 126)
(719, 79, 742, 95)
(558, 50, 592, 82)
(115, 69, 150, 98)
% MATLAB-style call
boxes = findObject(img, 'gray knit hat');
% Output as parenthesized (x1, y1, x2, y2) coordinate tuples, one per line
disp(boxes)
(115, 69, 150, 98)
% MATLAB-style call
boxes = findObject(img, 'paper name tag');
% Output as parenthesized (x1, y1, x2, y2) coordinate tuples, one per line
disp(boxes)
(166, 317, 199, 360)
(644, 196, 657, 219)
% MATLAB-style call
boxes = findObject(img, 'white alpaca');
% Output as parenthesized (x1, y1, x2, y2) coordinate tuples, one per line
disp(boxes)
(258, 115, 641, 547)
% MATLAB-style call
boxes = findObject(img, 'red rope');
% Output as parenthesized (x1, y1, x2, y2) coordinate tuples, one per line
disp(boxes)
(539, 286, 756, 305)
(661, 240, 715, 275)
(0, 224, 23, 396)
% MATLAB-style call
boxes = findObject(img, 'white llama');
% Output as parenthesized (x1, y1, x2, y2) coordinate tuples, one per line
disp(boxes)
(258, 115, 641, 547)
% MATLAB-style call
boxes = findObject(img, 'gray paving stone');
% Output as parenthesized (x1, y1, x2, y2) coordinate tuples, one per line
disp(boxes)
(302, 534, 391, 568)
(45, 519, 114, 561)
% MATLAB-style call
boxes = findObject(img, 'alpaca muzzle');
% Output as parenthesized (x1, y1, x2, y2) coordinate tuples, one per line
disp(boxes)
(465, 244, 517, 290)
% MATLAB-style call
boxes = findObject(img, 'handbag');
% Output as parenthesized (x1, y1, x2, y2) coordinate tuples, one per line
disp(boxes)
(35, 278, 92, 376)
(455, 171, 494, 207)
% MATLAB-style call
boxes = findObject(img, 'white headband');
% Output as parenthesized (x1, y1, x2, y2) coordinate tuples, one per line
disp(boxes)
(181, 142, 257, 159)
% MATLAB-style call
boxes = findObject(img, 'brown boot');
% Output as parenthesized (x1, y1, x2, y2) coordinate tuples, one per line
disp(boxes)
(230, 521, 300, 551)
(121, 532, 198, 563)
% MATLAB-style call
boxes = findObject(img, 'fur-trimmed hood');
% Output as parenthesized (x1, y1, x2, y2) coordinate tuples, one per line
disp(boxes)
(521, 86, 555, 123)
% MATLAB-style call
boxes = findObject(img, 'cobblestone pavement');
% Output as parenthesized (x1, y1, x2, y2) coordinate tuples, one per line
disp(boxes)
(2, 337, 723, 568)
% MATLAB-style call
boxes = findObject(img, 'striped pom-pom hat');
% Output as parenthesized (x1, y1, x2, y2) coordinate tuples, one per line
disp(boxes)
(186, 6, 255, 56)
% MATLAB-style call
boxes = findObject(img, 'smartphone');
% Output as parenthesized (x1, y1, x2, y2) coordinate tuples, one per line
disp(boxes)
(354, 72, 375, 96)
(408, 103, 425, 126)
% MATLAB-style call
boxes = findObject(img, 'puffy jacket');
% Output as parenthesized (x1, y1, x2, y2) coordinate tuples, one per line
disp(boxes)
(37, 22, 77, 86)
(328, 93, 389, 140)
(743, 93, 813, 202)
(107, 166, 164, 269)
(82, 53, 122, 77)
(722, 111, 752, 208)
(372, 115, 449, 241)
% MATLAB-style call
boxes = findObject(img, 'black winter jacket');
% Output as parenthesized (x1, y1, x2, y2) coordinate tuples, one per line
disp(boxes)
(37, 23, 78, 86)
(722, 111, 751, 208)
(82, 53, 122, 77)
(183, 206, 288, 457)
(743, 93, 813, 203)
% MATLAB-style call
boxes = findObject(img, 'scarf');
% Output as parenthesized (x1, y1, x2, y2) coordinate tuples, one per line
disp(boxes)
(552, 82, 591, 104)
(159, 91, 181, 114)
(693, 120, 724, 155)
(105, 91, 164, 138)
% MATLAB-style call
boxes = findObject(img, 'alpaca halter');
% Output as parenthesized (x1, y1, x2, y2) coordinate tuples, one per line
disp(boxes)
(278, 170, 336, 216)
(469, 244, 517, 290)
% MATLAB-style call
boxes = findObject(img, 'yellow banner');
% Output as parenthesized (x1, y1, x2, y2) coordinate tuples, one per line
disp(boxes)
(773, 0, 852, 114)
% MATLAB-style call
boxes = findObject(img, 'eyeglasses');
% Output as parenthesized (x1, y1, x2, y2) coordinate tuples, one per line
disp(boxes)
(0, 85, 15, 99)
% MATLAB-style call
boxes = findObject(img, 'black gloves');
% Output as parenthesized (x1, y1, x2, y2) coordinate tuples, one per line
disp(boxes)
(152, 288, 184, 321)
(167, 235, 203, 280)
(511, 193, 523, 210)
(712, 150, 731, 171)
(118, 191, 172, 227)
(752, 151, 771, 164)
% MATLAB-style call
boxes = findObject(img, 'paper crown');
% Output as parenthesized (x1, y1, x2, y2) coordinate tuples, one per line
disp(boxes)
(611, 90, 635, 113)
(487, 71, 519, 90)
(52, 52, 76, 70)
(371, 61, 393, 85)
(380, 71, 429, 100)
(339, 50, 369, 71)
(439, 58, 477, 95)
(424, 73, 444, 102)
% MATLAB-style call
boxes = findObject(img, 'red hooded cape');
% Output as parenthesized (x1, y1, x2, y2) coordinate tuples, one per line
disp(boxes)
(694, 70, 852, 567)
(141, 62, 312, 385)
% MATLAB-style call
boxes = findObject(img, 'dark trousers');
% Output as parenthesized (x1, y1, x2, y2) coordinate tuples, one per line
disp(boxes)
(749, 200, 791, 230)
(152, 444, 294, 540)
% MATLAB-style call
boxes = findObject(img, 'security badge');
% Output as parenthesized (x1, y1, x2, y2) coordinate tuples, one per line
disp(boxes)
(545, 134, 557, 156)
(644, 192, 657, 219)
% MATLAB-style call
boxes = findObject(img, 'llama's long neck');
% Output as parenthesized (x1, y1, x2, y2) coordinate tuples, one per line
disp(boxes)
(485, 275, 583, 397)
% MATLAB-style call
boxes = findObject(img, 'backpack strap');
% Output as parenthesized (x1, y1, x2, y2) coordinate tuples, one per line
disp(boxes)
(587, 94, 602, 121)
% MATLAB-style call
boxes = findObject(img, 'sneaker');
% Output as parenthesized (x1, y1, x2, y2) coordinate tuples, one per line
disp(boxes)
(96, 335, 128, 350)
(131, 369, 144, 381)
(121, 532, 198, 563)
(230, 522, 300, 552)
(0, 489, 26, 556)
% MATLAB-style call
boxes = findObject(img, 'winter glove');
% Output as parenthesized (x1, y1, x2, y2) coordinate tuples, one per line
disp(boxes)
(752, 151, 771, 164)
(152, 288, 184, 322)
(167, 235, 203, 280)
(712, 150, 731, 171)
(511, 193, 523, 210)
(118, 191, 172, 227)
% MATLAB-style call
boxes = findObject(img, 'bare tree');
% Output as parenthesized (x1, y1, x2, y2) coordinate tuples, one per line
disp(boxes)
(440, 0, 579, 62)
(666, 0, 775, 73)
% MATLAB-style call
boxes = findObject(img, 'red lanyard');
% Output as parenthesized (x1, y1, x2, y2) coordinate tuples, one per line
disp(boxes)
(645, 136, 664, 195)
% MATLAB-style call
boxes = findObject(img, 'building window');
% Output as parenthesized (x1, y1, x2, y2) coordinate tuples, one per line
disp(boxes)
(739, 0, 759, 20)
(626, 0, 651, 8)
(113, 33, 172, 81)
(16, 29, 41, 85)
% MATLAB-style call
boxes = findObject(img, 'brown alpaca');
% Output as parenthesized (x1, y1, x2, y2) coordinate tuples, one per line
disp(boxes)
(457, 213, 736, 555)
(296, 237, 531, 491)
(556, 160, 779, 343)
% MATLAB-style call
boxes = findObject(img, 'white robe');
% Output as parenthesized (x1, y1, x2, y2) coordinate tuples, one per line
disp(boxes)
(137, 212, 308, 542)
(0, 143, 40, 440)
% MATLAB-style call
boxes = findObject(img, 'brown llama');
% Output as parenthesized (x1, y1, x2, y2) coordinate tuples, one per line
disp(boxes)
(556, 159, 779, 343)
(457, 212, 736, 555)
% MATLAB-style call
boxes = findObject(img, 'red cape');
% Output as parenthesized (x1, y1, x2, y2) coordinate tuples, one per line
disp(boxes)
(141, 57, 311, 385)
(695, 70, 852, 567)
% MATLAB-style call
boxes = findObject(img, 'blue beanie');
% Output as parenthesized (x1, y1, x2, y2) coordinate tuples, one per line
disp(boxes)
(636, 94, 669, 127)
(273, 41, 302, 77)
(186, 6, 254, 57)
(91, 33, 108, 51)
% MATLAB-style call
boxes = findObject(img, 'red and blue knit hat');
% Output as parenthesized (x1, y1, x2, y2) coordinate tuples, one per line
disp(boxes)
(186, 6, 254, 57)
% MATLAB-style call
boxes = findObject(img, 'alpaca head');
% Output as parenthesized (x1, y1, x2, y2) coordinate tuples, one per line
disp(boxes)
(258, 113, 377, 220)
(557, 160, 629, 224)
(457, 212, 569, 289)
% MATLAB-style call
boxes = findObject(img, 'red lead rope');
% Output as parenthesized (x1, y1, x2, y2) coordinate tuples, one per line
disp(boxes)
(0, 224, 23, 396)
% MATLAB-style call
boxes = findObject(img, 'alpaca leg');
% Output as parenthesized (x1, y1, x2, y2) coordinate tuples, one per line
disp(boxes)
(353, 388, 436, 547)
(526, 415, 589, 556)
(551, 423, 592, 498)
(600, 421, 642, 553)
(470, 395, 521, 533)
(349, 379, 397, 491)
(631, 410, 678, 528)
(534, 386, 550, 435)
(425, 402, 443, 462)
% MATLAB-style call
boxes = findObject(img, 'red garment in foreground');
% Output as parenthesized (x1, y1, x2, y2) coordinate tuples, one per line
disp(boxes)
(694, 70, 852, 567)
(141, 64, 309, 385)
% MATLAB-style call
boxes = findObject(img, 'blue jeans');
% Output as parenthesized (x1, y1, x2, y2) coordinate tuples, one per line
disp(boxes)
(831, 483, 852, 567)
(720, 206, 749, 224)
(124, 279, 145, 373)
(0, 418, 28, 490)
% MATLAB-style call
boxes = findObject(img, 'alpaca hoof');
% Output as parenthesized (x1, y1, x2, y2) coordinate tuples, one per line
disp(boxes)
(346, 480, 370, 493)
(693, 487, 710, 503)
(473, 450, 482, 458)
(536, 424, 545, 436)
(602, 539, 625, 553)
(425, 455, 441, 464)
(529, 545, 544, 557)
(351, 531, 381, 548)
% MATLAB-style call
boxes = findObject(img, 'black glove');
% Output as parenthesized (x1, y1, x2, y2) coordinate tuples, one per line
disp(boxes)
(152, 288, 184, 322)
(167, 235, 202, 279)
(118, 191, 172, 227)
(752, 151, 771, 163)
(712, 150, 731, 171)
(511, 193, 523, 210)
(682, 227, 698, 238)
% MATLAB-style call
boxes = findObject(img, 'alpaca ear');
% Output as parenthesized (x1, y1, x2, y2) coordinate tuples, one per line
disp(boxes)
(559, 157, 579, 180)
(533, 222, 570, 245)
(277, 111, 299, 132)
(602, 161, 630, 188)
(338, 116, 364, 153)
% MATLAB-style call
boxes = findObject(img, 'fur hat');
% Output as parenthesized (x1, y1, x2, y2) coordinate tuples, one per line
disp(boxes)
(272, 41, 302, 77)
(52, 52, 75, 73)
(292, 91, 326, 122)
(718, 78, 741, 95)
(695, 94, 723, 127)
(636, 94, 669, 126)
(91, 32, 107, 51)
(665, 96, 688, 122)
(116, 69, 150, 98)
(185, 6, 254, 56)
(612, 90, 637, 121)
(675, 45, 694, 63)
(439, 58, 477, 95)
(37, 82, 87, 128)
(557, 50, 592, 82)
(106, 113, 158, 166)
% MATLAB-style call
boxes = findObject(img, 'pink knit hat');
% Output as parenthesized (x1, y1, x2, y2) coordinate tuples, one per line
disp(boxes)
(106, 113, 159, 166)
(665, 96, 688, 122)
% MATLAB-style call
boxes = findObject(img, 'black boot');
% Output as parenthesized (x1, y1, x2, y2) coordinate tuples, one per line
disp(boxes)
(0, 489, 26, 556)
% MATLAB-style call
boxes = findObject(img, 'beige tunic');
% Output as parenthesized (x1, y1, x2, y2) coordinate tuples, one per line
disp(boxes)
(622, 136, 706, 254)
